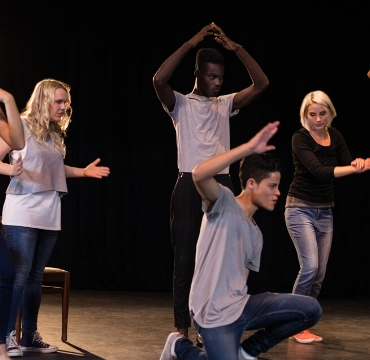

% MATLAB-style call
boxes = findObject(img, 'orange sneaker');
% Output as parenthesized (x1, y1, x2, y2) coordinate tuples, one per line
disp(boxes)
(306, 329, 323, 342)
(292, 330, 315, 343)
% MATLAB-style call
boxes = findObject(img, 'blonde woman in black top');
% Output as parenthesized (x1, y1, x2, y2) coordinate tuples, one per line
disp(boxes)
(285, 90, 370, 344)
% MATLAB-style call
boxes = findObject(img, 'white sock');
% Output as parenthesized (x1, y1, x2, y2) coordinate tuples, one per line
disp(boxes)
(170, 334, 183, 357)
(239, 346, 256, 360)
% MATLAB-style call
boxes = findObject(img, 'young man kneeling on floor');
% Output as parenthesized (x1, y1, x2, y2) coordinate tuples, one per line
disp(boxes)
(160, 121, 322, 360)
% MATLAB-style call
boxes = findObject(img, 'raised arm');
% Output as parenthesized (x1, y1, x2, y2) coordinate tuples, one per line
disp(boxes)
(153, 24, 214, 111)
(0, 88, 25, 150)
(211, 23, 269, 111)
(192, 121, 279, 203)
(64, 158, 110, 178)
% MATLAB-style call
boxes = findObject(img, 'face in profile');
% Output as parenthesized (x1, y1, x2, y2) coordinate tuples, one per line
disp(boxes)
(49, 88, 69, 122)
(306, 103, 328, 132)
(195, 62, 224, 97)
(251, 171, 281, 211)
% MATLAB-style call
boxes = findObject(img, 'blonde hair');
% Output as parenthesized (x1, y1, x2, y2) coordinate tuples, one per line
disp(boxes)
(300, 90, 337, 131)
(20, 79, 72, 157)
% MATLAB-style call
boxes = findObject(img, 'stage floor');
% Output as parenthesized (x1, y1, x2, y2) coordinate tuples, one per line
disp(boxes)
(20, 290, 370, 359)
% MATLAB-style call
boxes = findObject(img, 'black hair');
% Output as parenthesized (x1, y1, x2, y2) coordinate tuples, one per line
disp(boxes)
(195, 48, 224, 70)
(239, 153, 281, 189)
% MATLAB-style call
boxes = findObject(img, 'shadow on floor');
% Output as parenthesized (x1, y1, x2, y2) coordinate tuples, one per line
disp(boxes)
(22, 342, 105, 359)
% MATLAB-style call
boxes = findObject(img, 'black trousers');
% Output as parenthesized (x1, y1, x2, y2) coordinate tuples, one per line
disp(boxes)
(170, 172, 234, 328)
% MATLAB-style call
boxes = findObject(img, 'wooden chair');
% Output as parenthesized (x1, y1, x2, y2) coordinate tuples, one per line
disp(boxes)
(15, 267, 70, 343)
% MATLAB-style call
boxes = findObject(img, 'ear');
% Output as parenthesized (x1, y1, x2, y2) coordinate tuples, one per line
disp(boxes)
(246, 178, 256, 191)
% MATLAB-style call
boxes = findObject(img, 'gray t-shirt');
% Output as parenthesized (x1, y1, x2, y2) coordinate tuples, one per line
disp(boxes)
(189, 185, 263, 328)
(164, 92, 238, 173)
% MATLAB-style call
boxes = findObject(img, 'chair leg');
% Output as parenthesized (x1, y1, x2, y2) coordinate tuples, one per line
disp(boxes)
(61, 272, 70, 342)
(15, 310, 21, 344)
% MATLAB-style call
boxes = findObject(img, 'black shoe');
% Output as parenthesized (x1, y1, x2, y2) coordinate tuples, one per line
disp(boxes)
(20, 331, 58, 353)
(195, 333, 203, 348)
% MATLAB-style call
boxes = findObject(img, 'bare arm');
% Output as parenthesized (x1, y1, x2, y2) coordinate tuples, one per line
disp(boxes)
(211, 23, 269, 111)
(334, 158, 370, 177)
(153, 24, 214, 111)
(0, 89, 25, 150)
(64, 158, 110, 178)
(192, 121, 279, 203)
(0, 137, 22, 176)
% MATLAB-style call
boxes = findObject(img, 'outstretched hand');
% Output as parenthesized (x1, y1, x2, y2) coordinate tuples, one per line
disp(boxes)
(246, 121, 279, 155)
(84, 158, 110, 178)
(210, 23, 240, 51)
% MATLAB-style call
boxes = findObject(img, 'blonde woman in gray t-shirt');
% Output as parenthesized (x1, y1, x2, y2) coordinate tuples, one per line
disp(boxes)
(0, 79, 110, 357)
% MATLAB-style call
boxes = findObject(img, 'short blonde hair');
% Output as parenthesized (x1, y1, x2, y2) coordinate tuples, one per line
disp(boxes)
(21, 79, 72, 158)
(300, 91, 337, 131)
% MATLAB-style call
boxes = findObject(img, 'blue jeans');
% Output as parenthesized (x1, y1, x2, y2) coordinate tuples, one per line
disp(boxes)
(4, 226, 58, 335)
(0, 232, 15, 344)
(175, 293, 321, 359)
(285, 207, 333, 298)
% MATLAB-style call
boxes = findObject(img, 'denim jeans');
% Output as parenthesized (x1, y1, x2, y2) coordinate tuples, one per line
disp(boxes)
(4, 225, 58, 335)
(0, 232, 15, 344)
(175, 292, 321, 359)
(285, 207, 333, 298)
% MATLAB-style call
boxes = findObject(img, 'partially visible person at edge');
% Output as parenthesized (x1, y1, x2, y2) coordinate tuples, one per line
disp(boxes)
(153, 22, 269, 341)
(159, 121, 322, 360)
(285, 90, 370, 344)
(0, 87, 25, 360)
(0, 79, 110, 357)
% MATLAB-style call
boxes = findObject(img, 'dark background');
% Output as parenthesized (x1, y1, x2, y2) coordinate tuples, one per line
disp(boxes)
(0, 1, 369, 298)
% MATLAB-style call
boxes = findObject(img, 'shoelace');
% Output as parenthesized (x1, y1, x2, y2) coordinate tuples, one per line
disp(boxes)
(32, 331, 49, 348)
(6, 335, 19, 349)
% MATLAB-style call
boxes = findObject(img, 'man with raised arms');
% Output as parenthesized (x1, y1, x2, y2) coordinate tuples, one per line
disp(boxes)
(153, 22, 269, 338)
(159, 121, 322, 360)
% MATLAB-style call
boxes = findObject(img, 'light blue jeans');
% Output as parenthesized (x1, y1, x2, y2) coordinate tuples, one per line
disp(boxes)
(4, 225, 58, 335)
(285, 207, 333, 298)
(175, 292, 321, 359)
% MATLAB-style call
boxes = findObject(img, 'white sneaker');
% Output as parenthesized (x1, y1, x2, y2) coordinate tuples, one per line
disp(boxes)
(238, 345, 257, 360)
(159, 332, 183, 360)
(6, 330, 23, 357)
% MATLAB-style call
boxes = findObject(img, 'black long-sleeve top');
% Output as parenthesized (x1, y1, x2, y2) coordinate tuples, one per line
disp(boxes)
(287, 127, 352, 204)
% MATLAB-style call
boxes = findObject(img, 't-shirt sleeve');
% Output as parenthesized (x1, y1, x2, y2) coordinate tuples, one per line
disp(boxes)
(245, 231, 262, 272)
(162, 91, 184, 122)
(292, 132, 335, 180)
(203, 184, 234, 218)
(219, 93, 239, 118)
